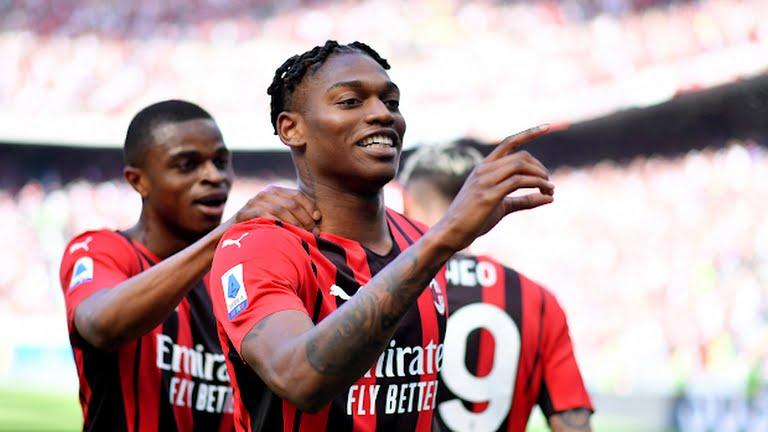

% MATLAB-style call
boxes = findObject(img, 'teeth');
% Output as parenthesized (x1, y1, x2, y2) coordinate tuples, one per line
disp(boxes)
(359, 134, 394, 147)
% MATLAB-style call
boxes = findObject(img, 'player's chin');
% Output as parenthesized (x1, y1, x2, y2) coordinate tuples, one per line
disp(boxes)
(189, 213, 223, 234)
(364, 161, 398, 183)
(361, 170, 396, 191)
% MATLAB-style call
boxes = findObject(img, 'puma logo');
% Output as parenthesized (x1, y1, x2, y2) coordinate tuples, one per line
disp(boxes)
(69, 236, 92, 254)
(222, 233, 249, 248)
(329, 284, 351, 301)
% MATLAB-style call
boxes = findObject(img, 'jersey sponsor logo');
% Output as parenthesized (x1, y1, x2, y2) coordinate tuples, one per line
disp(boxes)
(438, 303, 520, 431)
(68, 236, 92, 254)
(222, 232, 249, 249)
(155, 334, 235, 414)
(221, 264, 247, 320)
(445, 258, 497, 288)
(429, 278, 446, 315)
(347, 380, 440, 416)
(69, 256, 94, 289)
(346, 338, 444, 416)
(329, 284, 351, 301)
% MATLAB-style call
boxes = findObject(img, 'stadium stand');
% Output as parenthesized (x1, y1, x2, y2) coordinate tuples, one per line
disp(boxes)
(1, 0, 766, 147)
(2, 0, 768, 429)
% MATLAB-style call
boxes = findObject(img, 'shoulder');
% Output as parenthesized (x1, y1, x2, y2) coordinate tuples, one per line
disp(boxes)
(218, 218, 310, 251)
(61, 230, 132, 266)
(59, 229, 136, 288)
(213, 218, 312, 268)
(64, 229, 127, 252)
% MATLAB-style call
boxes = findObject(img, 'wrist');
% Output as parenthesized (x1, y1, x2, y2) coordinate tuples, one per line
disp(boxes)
(419, 224, 462, 262)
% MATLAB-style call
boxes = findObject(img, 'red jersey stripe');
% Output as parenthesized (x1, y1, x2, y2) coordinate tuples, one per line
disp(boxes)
(415, 289, 439, 431)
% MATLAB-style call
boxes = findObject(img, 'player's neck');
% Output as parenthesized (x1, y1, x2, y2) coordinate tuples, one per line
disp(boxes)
(301, 179, 391, 255)
(126, 210, 197, 260)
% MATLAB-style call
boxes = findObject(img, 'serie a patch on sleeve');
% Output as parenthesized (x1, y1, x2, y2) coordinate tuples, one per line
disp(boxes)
(69, 256, 94, 290)
(221, 263, 248, 320)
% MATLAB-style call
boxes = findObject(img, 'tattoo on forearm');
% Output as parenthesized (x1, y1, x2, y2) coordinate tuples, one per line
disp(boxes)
(555, 409, 591, 431)
(305, 246, 444, 376)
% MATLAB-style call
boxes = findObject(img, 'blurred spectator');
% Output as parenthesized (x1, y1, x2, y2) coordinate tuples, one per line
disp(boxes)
(1, 0, 766, 141)
(466, 140, 768, 397)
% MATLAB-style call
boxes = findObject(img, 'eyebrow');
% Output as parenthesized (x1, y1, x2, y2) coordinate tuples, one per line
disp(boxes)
(167, 146, 229, 160)
(167, 149, 201, 161)
(326, 80, 400, 93)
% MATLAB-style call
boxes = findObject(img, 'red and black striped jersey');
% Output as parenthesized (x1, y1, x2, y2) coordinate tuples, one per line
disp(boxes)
(435, 254, 592, 432)
(59, 230, 235, 432)
(209, 209, 448, 432)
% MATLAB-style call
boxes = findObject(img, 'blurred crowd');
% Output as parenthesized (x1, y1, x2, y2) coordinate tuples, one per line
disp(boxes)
(1, 141, 766, 398)
(0, 0, 706, 38)
(470, 140, 768, 397)
(1, 0, 766, 143)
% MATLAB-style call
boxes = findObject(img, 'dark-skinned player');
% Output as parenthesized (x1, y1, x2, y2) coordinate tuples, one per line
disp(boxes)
(208, 41, 555, 431)
(60, 100, 320, 431)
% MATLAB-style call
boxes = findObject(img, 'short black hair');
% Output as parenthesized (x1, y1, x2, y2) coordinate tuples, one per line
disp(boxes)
(399, 139, 484, 200)
(123, 99, 213, 166)
(267, 40, 390, 134)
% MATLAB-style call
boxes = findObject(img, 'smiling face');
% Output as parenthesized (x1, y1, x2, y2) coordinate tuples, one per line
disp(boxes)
(280, 52, 407, 194)
(136, 118, 233, 237)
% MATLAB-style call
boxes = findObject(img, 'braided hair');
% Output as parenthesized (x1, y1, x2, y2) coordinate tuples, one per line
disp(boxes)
(267, 40, 390, 134)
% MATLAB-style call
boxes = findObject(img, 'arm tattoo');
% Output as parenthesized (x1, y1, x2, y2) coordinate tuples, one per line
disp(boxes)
(305, 245, 445, 376)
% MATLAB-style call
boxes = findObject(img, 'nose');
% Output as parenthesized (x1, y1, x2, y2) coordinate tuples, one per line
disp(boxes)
(201, 160, 230, 186)
(365, 98, 394, 126)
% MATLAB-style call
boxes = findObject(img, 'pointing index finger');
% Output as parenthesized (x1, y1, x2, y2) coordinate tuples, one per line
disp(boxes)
(487, 124, 550, 161)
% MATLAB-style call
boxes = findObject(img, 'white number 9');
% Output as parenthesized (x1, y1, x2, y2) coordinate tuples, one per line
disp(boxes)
(438, 303, 520, 432)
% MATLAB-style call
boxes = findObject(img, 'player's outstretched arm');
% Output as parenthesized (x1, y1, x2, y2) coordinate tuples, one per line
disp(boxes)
(238, 125, 554, 412)
(73, 186, 318, 350)
(549, 409, 592, 432)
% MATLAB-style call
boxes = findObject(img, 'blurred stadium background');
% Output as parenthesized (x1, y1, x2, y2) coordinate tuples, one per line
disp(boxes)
(2, 0, 768, 430)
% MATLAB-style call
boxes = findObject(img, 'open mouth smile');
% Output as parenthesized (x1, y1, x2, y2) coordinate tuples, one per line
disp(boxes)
(356, 134, 396, 149)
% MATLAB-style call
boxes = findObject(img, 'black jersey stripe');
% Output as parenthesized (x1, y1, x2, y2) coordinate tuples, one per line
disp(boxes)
(315, 236, 361, 311)
(395, 212, 427, 236)
(120, 232, 151, 431)
(227, 336, 284, 432)
(385, 212, 414, 244)
(188, 280, 229, 432)
(314, 237, 359, 432)
(82, 348, 129, 431)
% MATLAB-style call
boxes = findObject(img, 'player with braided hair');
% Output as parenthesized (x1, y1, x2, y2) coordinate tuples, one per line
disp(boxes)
(208, 41, 555, 431)
(266, 40, 390, 134)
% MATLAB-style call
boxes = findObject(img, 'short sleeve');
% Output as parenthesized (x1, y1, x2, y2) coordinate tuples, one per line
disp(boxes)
(209, 222, 311, 355)
(536, 288, 594, 416)
(59, 231, 136, 340)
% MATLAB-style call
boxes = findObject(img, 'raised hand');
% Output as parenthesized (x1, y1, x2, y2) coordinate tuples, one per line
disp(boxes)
(234, 184, 320, 232)
(432, 125, 554, 251)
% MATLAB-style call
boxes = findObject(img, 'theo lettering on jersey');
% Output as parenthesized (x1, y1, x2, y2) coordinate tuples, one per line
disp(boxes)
(155, 334, 234, 414)
(445, 258, 497, 287)
(344, 338, 444, 416)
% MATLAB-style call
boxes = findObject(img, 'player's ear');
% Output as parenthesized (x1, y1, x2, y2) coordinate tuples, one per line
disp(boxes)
(277, 112, 305, 150)
(124, 166, 150, 198)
